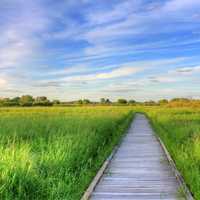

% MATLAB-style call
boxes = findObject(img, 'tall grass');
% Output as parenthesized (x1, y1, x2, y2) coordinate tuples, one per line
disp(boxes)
(3, 106, 199, 199)
(0, 107, 133, 200)
(143, 107, 200, 199)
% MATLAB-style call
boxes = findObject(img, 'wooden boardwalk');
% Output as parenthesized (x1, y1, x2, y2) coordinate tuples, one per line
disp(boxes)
(89, 114, 191, 200)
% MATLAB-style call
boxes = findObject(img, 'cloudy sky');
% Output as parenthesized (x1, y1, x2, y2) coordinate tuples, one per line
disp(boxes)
(0, 0, 200, 101)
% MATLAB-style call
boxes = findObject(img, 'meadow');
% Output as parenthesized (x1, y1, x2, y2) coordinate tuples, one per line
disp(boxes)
(143, 107, 200, 199)
(0, 106, 200, 199)
(0, 107, 133, 200)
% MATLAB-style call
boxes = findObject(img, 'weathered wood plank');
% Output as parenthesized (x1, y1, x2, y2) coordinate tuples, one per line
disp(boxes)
(86, 114, 193, 200)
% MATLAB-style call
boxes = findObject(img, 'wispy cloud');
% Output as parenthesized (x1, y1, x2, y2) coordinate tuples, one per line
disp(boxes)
(164, 0, 200, 12)
(175, 66, 200, 74)
(148, 65, 200, 84)
(1, 0, 200, 100)
(0, 1, 48, 69)
(63, 66, 142, 82)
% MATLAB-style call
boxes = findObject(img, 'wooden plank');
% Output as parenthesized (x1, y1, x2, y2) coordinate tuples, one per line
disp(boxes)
(156, 136, 194, 200)
(81, 147, 117, 200)
(81, 115, 133, 200)
(82, 113, 193, 200)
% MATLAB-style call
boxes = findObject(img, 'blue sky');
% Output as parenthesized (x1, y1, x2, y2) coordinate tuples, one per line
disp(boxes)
(0, 0, 200, 101)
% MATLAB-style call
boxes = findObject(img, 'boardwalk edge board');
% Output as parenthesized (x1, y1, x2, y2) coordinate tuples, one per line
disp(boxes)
(81, 114, 194, 200)
(156, 136, 194, 200)
(145, 113, 194, 200)
(81, 147, 117, 200)
(81, 116, 133, 200)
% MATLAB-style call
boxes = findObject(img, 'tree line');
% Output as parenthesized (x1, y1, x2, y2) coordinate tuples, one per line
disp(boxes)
(0, 95, 199, 107)
(0, 95, 60, 107)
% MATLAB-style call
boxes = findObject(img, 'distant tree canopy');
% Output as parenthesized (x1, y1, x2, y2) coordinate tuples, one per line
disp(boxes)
(100, 98, 106, 104)
(82, 99, 90, 104)
(117, 99, 127, 104)
(0, 95, 53, 107)
(144, 100, 157, 106)
(34, 96, 52, 106)
(52, 100, 60, 105)
(35, 96, 47, 102)
(76, 99, 91, 104)
(0, 95, 200, 107)
(0, 98, 17, 106)
(168, 98, 193, 107)
(105, 99, 111, 104)
(128, 99, 136, 104)
(100, 98, 111, 104)
(158, 99, 168, 105)
(12, 97, 20, 105)
(20, 95, 34, 106)
(77, 99, 83, 104)
(170, 98, 190, 102)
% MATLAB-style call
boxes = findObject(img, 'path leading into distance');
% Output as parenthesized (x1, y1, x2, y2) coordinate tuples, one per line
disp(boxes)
(89, 114, 189, 200)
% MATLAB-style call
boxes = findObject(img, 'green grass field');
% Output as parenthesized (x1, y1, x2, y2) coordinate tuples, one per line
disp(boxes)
(0, 107, 133, 200)
(143, 107, 200, 199)
(0, 106, 200, 199)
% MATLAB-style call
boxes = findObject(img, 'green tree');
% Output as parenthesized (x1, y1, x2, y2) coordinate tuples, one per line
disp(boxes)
(35, 96, 47, 102)
(34, 96, 52, 106)
(144, 100, 157, 106)
(8, 97, 20, 106)
(100, 98, 106, 104)
(128, 99, 136, 104)
(105, 98, 111, 104)
(117, 99, 127, 104)
(82, 99, 90, 104)
(171, 98, 190, 102)
(0, 98, 3, 106)
(158, 99, 168, 105)
(12, 97, 20, 104)
(0, 98, 11, 106)
(20, 95, 34, 106)
(77, 99, 83, 104)
(53, 100, 60, 105)
(100, 98, 111, 104)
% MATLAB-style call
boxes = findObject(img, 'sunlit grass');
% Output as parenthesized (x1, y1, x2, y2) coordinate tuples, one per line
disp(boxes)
(0, 107, 133, 199)
(143, 107, 200, 199)
(1, 106, 199, 199)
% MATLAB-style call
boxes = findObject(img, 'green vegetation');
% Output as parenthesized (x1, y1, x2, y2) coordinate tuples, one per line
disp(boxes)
(0, 107, 133, 200)
(0, 104, 200, 199)
(143, 107, 200, 199)
(0, 95, 54, 107)
(117, 99, 128, 104)
(100, 98, 111, 104)
(2, 95, 200, 107)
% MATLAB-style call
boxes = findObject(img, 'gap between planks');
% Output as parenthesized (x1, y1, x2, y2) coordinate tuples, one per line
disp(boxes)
(81, 113, 194, 200)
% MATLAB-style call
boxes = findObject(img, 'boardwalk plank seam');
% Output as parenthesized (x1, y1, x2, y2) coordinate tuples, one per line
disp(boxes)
(156, 137, 193, 200)
(81, 115, 134, 200)
(82, 114, 194, 200)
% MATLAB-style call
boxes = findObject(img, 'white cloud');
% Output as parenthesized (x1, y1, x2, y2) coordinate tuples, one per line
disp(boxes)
(149, 76, 177, 83)
(0, 78, 6, 88)
(164, 0, 200, 12)
(63, 66, 142, 82)
(86, 0, 142, 25)
(148, 65, 200, 84)
(0, 1, 50, 69)
(96, 66, 141, 79)
(175, 66, 200, 74)
(77, 0, 200, 59)
(58, 57, 186, 82)
(47, 65, 88, 76)
(0, 34, 34, 68)
(1, 0, 200, 100)
(36, 57, 189, 83)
